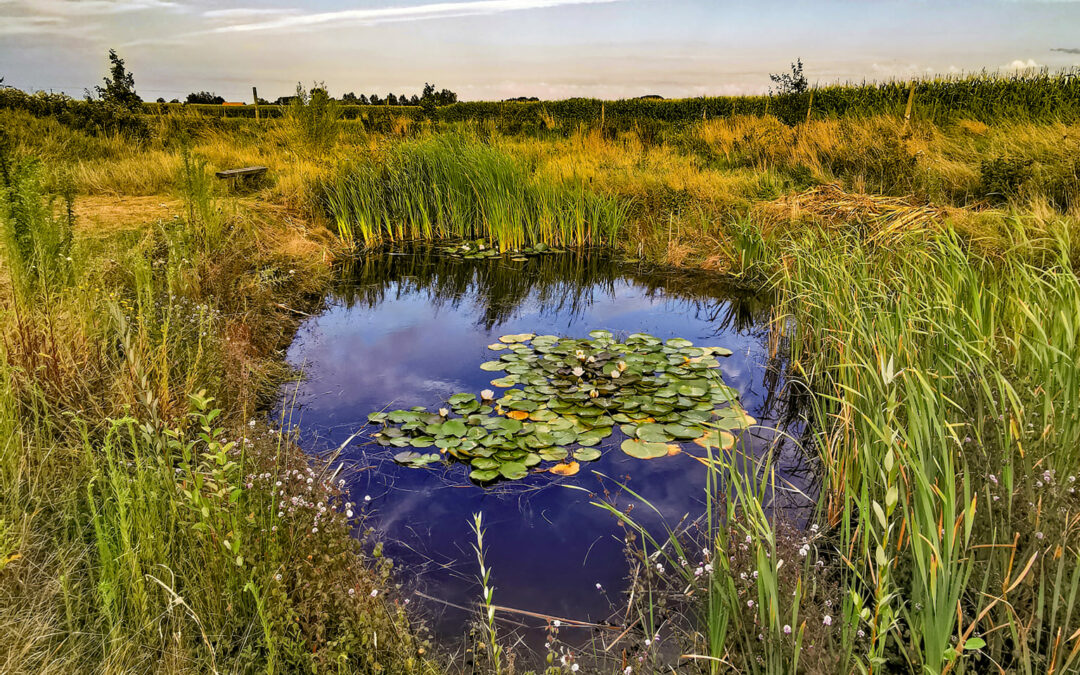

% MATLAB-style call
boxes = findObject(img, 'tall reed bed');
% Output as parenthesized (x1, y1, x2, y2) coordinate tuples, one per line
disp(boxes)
(322, 134, 625, 250)
(777, 222, 1080, 673)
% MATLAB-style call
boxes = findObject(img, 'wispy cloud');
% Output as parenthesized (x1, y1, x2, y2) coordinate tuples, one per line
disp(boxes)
(0, 0, 182, 36)
(1051, 47, 1080, 54)
(203, 0, 625, 34)
(4, 0, 180, 16)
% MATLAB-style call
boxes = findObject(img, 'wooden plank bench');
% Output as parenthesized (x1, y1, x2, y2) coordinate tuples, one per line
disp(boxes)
(215, 166, 267, 180)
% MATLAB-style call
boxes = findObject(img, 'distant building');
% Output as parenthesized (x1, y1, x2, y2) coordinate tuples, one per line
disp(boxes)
(223, 102, 246, 106)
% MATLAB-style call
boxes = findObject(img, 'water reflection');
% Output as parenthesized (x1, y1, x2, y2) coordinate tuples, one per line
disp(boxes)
(282, 247, 808, 655)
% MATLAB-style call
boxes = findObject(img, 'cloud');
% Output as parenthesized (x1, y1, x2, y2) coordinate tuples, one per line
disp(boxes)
(1002, 58, 1043, 70)
(5, 0, 180, 15)
(1051, 47, 1080, 54)
(0, 15, 69, 36)
(202, 8, 300, 21)
(0, 0, 182, 37)
(202, 0, 625, 35)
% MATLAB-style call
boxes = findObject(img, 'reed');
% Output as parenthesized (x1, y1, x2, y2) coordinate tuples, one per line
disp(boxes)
(322, 134, 625, 250)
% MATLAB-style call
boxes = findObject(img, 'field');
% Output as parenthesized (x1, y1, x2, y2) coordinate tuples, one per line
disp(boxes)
(2, 72, 1080, 673)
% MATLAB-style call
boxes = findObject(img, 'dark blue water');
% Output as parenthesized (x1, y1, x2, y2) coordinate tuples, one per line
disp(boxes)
(282, 251, 799, 647)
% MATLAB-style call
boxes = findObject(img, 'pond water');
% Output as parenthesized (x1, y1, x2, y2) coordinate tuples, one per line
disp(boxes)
(282, 248, 807, 652)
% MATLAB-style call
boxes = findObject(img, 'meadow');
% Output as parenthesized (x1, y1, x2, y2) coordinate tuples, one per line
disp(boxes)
(1, 72, 1080, 673)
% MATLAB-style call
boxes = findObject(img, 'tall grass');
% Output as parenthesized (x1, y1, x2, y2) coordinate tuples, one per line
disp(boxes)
(323, 134, 625, 250)
(777, 221, 1080, 673)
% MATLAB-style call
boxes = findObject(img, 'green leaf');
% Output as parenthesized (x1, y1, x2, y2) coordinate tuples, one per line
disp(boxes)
(498, 461, 529, 480)
(441, 419, 467, 437)
(469, 469, 499, 482)
(620, 439, 669, 459)
(574, 448, 602, 462)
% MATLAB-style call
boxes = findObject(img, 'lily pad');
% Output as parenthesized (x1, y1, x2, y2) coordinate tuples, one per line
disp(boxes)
(469, 469, 500, 482)
(550, 462, 580, 476)
(498, 461, 529, 480)
(620, 439, 670, 460)
(499, 333, 535, 344)
(394, 451, 441, 467)
(574, 447, 602, 462)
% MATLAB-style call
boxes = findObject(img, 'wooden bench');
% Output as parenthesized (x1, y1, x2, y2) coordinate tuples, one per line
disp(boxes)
(215, 166, 267, 180)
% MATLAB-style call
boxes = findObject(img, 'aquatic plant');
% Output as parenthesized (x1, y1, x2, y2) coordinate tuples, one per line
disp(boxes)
(322, 134, 625, 250)
(369, 331, 754, 482)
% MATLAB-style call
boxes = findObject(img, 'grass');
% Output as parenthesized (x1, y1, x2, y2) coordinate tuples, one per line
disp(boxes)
(2, 81, 1080, 673)
(323, 133, 625, 250)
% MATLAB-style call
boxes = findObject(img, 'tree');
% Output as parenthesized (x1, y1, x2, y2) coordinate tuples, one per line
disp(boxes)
(92, 49, 141, 109)
(769, 58, 809, 94)
(341, 92, 358, 104)
(358, 94, 369, 105)
(436, 88, 457, 106)
(156, 97, 166, 103)
(369, 93, 382, 106)
(386, 93, 398, 106)
(408, 94, 420, 106)
(186, 91, 225, 104)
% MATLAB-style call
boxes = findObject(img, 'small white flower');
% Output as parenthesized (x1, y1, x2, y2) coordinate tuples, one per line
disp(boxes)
(311, 526, 318, 533)
(274, 574, 282, 581)
(571, 664, 580, 672)
(572, 367, 584, 377)
(370, 589, 378, 598)
(553, 619, 561, 627)
(596, 582, 603, 590)
(1036, 531, 1044, 539)
(348, 588, 355, 596)
(364, 495, 372, 502)
(823, 615, 832, 626)
(439, 408, 449, 417)
(656, 563, 665, 574)
(783, 625, 792, 635)
(624, 667, 632, 675)
(747, 600, 755, 608)
(481, 389, 495, 400)
(346, 510, 354, 518)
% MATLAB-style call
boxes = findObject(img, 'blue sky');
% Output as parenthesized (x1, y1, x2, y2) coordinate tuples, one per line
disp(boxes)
(1, 0, 1078, 101)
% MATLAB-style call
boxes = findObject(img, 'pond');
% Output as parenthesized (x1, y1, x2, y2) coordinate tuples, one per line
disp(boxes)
(281, 247, 808, 653)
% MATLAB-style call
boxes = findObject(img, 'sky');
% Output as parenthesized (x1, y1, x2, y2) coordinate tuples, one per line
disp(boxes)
(1, 0, 1079, 102)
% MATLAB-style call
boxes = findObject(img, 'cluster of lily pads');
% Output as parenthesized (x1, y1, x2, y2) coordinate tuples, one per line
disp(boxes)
(439, 240, 563, 261)
(368, 330, 755, 483)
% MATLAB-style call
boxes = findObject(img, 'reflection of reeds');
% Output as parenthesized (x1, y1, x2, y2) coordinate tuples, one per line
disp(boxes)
(322, 134, 625, 250)
(333, 246, 774, 333)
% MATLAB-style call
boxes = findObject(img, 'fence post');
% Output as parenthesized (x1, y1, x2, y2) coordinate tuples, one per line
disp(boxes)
(805, 90, 814, 124)
(252, 86, 260, 122)
(902, 80, 916, 130)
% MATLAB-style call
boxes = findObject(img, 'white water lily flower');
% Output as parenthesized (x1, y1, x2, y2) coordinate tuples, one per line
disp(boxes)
(439, 408, 449, 417)
(589, 389, 599, 398)
(480, 389, 494, 400)
(617, 361, 627, 372)
(610, 370, 621, 379)
(575, 350, 586, 360)
(572, 367, 584, 377)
